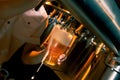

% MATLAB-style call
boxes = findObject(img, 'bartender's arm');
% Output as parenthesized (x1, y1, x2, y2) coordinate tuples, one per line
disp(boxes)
(0, 0, 41, 19)
(22, 43, 47, 65)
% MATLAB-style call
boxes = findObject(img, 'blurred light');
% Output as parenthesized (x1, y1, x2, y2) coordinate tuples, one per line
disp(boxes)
(96, 0, 120, 30)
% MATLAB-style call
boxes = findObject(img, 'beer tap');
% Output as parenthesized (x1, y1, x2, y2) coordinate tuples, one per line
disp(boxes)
(72, 33, 97, 74)
(40, 10, 59, 44)
(61, 27, 95, 75)
(74, 42, 104, 80)
(57, 16, 78, 40)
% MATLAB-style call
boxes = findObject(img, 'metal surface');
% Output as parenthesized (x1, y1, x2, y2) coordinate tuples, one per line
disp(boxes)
(58, 0, 120, 56)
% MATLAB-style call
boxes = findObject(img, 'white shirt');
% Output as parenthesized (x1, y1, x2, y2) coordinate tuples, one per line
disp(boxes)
(0, 5, 48, 64)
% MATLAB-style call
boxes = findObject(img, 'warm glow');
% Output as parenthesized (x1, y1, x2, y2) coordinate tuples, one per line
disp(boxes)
(81, 65, 91, 80)
(45, 1, 52, 5)
(29, 51, 41, 57)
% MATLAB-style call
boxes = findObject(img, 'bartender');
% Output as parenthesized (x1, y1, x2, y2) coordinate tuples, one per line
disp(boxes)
(0, 0, 60, 80)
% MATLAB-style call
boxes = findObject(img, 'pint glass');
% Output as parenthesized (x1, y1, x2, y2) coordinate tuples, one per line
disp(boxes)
(44, 24, 73, 66)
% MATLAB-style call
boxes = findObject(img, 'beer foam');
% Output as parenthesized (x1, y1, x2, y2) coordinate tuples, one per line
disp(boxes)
(51, 24, 73, 46)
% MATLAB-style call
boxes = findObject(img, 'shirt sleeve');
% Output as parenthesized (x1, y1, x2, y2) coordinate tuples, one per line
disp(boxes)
(13, 5, 48, 45)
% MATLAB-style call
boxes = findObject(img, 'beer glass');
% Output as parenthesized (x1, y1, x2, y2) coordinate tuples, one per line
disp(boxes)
(44, 24, 73, 66)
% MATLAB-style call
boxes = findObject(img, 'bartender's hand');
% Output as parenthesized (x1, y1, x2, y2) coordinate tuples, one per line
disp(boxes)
(22, 43, 47, 65)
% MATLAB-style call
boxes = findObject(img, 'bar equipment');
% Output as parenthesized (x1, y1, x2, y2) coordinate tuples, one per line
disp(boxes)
(30, 0, 120, 79)
(57, 0, 120, 80)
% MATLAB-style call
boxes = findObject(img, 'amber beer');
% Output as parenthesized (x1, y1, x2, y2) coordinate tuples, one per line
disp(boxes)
(45, 24, 73, 66)
(45, 39, 68, 66)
